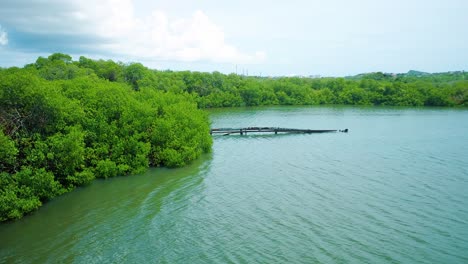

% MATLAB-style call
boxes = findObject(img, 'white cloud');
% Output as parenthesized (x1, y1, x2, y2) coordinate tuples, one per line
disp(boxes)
(0, 25, 8, 46)
(0, 0, 265, 63)
(108, 9, 264, 63)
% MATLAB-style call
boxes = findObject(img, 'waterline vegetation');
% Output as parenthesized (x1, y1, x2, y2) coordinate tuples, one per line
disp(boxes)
(0, 54, 212, 221)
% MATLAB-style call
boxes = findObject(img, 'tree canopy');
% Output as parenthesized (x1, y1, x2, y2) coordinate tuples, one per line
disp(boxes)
(0, 55, 212, 221)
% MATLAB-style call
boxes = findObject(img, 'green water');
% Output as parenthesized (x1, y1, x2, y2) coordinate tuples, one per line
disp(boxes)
(1, 106, 468, 263)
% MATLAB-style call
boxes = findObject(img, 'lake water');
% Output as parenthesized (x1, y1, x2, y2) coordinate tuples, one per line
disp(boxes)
(1, 106, 468, 263)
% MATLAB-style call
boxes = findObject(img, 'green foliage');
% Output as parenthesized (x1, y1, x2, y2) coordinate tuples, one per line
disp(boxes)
(149, 100, 212, 167)
(45, 127, 86, 182)
(78, 56, 123, 82)
(95, 159, 118, 179)
(0, 167, 63, 221)
(124, 63, 148, 90)
(48, 53, 73, 63)
(133, 70, 466, 108)
(0, 129, 18, 172)
(0, 54, 213, 222)
(32, 53, 90, 80)
(13, 167, 63, 200)
(66, 169, 95, 187)
(0, 172, 42, 221)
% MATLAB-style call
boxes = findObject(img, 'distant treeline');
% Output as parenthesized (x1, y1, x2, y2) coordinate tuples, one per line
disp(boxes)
(73, 55, 466, 107)
(16, 53, 468, 108)
(195, 71, 467, 108)
(1, 53, 467, 221)
(11, 53, 468, 108)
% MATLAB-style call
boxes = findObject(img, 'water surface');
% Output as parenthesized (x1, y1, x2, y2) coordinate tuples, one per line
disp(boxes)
(1, 106, 468, 263)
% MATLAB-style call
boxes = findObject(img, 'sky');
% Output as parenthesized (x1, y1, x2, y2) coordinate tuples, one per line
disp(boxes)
(0, 0, 467, 76)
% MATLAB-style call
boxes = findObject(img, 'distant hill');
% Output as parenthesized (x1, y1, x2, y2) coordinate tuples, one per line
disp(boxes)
(346, 70, 466, 80)
(345, 72, 395, 80)
(406, 70, 430, 76)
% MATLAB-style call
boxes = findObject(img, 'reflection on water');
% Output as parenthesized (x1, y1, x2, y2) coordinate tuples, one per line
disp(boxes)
(0, 154, 212, 263)
(1, 106, 468, 263)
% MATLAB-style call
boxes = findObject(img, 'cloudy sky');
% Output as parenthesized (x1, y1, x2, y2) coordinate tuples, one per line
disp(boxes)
(0, 0, 467, 76)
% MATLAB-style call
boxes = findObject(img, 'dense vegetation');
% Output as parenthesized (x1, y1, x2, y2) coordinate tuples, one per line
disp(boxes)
(1, 53, 467, 221)
(193, 71, 466, 108)
(0, 54, 212, 221)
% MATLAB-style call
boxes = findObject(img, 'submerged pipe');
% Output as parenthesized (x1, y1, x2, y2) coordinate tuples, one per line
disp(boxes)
(210, 127, 349, 135)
